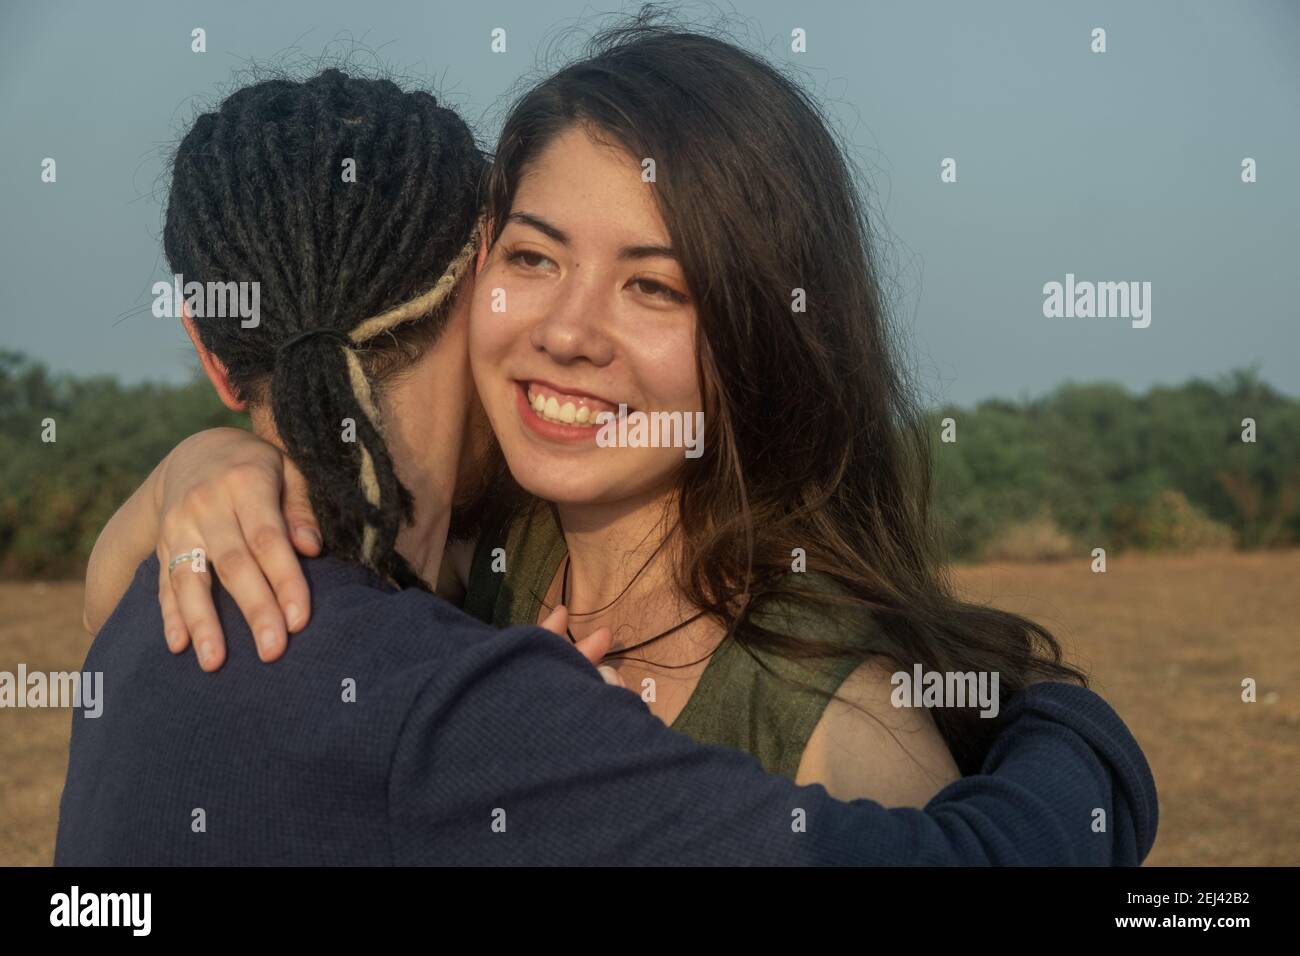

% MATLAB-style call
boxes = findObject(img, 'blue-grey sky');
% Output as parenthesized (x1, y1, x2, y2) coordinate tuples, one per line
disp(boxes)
(1, 0, 1296, 407)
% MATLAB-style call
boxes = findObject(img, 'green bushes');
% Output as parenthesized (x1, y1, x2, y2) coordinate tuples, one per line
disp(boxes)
(931, 368, 1300, 561)
(1, 351, 1296, 577)
(0, 351, 247, 578)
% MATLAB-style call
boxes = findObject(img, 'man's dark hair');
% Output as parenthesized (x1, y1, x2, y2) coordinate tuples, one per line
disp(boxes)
(164, 68, 485, 587)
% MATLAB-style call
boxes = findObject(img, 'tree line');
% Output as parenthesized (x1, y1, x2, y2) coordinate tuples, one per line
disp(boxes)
(3, 350, 1296, 577)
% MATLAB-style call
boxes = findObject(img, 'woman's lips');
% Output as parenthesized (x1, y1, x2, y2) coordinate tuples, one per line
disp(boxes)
(514, 380, 625, 443)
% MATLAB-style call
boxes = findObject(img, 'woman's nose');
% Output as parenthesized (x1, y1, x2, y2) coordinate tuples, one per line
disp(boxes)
(528, 274, 615, 366)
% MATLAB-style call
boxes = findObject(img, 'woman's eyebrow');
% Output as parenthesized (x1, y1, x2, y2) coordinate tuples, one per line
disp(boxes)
(618, 244, 677, 261)
(507, 211, 568, 244)
(507, 210, 677, 260)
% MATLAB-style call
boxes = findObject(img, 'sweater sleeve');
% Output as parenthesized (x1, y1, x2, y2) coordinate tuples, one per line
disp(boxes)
(387, 625, 1157, 865)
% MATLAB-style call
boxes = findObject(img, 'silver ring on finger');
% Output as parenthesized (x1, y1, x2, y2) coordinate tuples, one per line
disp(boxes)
(168, 550, 205, 573)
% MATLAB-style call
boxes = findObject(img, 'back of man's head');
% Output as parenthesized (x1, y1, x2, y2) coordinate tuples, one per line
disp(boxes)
(165, 68, 485, 586)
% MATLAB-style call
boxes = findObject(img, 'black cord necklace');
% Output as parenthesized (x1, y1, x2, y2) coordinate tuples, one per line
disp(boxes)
(560, 554, 705, 660)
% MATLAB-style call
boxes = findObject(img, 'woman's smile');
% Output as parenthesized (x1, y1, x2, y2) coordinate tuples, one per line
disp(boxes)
(514, 379, 628, 443)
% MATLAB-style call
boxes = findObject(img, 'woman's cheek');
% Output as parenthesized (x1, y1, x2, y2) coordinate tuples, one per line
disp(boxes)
(469, 272, 520, 361)
(479, 273, 545, 349)
(634, 327, 703, 415)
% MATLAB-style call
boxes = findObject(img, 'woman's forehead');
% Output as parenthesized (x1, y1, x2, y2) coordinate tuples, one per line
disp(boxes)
(511, 130, 672, 248)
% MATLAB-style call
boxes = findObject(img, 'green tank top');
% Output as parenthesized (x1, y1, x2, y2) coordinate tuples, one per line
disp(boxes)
(462, 501, 870, 779)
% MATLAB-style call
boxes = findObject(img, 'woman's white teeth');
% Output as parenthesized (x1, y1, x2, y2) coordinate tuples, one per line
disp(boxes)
(529, 388, 600, 427)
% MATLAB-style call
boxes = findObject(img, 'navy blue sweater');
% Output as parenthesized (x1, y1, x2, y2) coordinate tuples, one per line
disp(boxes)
(56, 555, 1157, 865)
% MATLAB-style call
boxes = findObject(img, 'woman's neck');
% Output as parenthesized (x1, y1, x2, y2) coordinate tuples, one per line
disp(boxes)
(555, 486, 711, 661)
(557, 490, 675, 602)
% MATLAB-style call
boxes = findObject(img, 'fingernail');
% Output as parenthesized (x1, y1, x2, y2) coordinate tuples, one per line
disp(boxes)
(259, 629, 279, 655)
(285, 603, 303, 629)
(298, 528, 321, 549)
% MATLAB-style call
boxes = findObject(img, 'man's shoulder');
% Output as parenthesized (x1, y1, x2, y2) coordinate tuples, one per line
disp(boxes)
(63, 554, 503, 865)
(103, 553, 495, 677)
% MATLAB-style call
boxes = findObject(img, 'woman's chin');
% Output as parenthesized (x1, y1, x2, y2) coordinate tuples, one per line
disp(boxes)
(508, 470, 612, 507)
(496, 451, 630, 508)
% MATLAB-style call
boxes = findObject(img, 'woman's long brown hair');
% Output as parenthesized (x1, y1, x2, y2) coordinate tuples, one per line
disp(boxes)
(486, 16, 1086, 773)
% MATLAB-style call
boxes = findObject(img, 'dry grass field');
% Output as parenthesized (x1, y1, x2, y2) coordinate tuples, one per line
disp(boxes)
(1, 549, 1297, 866)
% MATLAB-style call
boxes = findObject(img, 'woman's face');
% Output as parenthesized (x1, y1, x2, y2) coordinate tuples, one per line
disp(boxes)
(469, 126, 704, 508)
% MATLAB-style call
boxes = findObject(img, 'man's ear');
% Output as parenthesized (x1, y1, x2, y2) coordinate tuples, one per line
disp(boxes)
(182, 306, 247, 412)
(474, 219, 493, 275)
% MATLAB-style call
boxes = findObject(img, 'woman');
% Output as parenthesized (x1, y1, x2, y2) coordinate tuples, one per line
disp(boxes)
(86, 21, 1084, 805)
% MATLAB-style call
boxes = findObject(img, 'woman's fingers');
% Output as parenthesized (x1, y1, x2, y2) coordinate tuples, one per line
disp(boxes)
(198, 500, 289, 664)
(281, 459, 322, 558)
(157, 551, 190, 654)
(227, 472, 312, 636)
(163, 543, 224, 672)
(149, 431, 309, 670)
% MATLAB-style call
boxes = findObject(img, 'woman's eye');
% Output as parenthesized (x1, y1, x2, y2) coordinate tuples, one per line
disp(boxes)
(505, 249, 555, 271)
(630, 278, 689, 304)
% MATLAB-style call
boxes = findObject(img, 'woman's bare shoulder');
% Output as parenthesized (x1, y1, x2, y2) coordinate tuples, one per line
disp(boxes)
(795, 657, 961, 807)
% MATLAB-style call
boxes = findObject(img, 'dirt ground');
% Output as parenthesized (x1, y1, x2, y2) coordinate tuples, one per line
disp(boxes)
(1, 549, 1296, 866)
